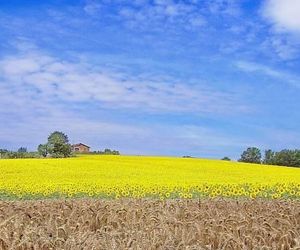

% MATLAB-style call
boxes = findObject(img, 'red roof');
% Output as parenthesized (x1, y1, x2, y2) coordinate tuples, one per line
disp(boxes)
(72, 143, 90, 148)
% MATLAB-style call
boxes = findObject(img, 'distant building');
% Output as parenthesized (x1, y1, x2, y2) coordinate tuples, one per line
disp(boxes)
(72, 143, 90, 153)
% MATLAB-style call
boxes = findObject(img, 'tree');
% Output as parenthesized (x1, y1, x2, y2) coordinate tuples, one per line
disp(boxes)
(51, 142, 72, 158)
(101, 148, 120, 155)
(47, 131, 71, 158)
(0, 149, 8, 154)
(273, 149, 300, 167)
(17, 147, 27, 153)
(263, 149, 275, 165)
(48, 131, 69, 145)
(38, 131, 72, 158)
(38, 144, 48, 157)
(221, 157, 231, 161)
(239, 147, 261, 164)
(0, 149, 8, 158)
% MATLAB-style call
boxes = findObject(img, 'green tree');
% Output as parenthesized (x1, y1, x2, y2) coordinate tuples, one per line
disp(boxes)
(0, 149, 8, 158)
(0, 149, 8, 154)
(112, 150, 120, 155)
(47, 131, 72, 158)
(38, 131, 72, 158)
(51, 142, 72, 158)
(38, 144, 49, 157)
(238, 147, 261, 164)
(48, 131, 69, 145)
(273, 149, 300, 167)
(263, 149, 275, 165)
(102, 148, 120, 155)
(104, 148, 112, 154)
(17, 147, 27, 153)
(16, 147, 28, 158)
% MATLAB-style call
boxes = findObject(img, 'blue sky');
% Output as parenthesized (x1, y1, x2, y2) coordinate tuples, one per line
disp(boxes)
(0, 0, 299, 159)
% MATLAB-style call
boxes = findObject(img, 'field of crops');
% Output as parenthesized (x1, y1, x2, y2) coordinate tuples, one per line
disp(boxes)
(0, 155, 299, 200)
(1, 199, 300, 249)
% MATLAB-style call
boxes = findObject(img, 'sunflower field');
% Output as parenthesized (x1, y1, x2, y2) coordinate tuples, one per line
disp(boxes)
(0, 155, 299, 199)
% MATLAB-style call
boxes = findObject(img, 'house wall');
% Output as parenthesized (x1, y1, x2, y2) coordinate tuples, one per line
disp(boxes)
(73, 145, 90, 153)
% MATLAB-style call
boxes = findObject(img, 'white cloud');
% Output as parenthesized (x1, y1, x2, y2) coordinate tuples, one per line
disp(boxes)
(267, 37, 298, 59)
(188, 16, 207, 27)
(118, 1, 206, 30)
(0, 74, 250, 157)
(84, 1, 102, 15)
(1, 57, 43, 75)
(0, 47, 250, 155)
(208, 0, 241, 17)
(0, 50, 245, 114)
(259, 30, 300, 60)
(236, 61, 300, 88)
(263, 0, 300, 33)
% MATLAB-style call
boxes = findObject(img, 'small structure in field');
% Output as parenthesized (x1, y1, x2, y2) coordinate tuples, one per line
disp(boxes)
(72, 143, 90, 153)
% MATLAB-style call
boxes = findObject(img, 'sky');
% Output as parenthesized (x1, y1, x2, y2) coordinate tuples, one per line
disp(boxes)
(0, 0, 299, 159)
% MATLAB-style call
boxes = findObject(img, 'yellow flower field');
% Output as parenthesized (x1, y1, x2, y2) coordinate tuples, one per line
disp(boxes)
(0, 155, 299, 199)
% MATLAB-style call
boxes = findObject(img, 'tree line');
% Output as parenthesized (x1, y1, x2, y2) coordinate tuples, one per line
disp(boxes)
(0, 131, 120, 159)
(223, 147, 300, 168)
(0, 147, 38, 159)
(1, 132, 299, 167)
(90, 149, 120, 155)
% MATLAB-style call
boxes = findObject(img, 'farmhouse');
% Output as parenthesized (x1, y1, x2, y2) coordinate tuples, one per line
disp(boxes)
(72, 143, 90, 153)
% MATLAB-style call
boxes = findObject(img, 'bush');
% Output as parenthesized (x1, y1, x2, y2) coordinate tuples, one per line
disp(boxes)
(91, 148, 120, 155)
(221, 157, 231, 161)
(0, 150, 38, 159)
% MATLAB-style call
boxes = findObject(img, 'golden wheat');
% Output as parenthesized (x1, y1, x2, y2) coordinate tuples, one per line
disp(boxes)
(0, 199, 299, 249)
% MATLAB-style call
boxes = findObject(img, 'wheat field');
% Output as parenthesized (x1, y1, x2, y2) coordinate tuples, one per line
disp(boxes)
(0, 198, 300, 249)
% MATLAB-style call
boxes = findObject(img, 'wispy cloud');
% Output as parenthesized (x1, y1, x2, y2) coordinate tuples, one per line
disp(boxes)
(236, 61, 300, 88)
(208, 0, 241, 17)
(117, 1, 207, 31)
(0, 43, 251, 155)
(82, 0, 227, 32)
(0, 47, 246, 115)
(261, 36, 299, 60)
(83, 0, 102, 15)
